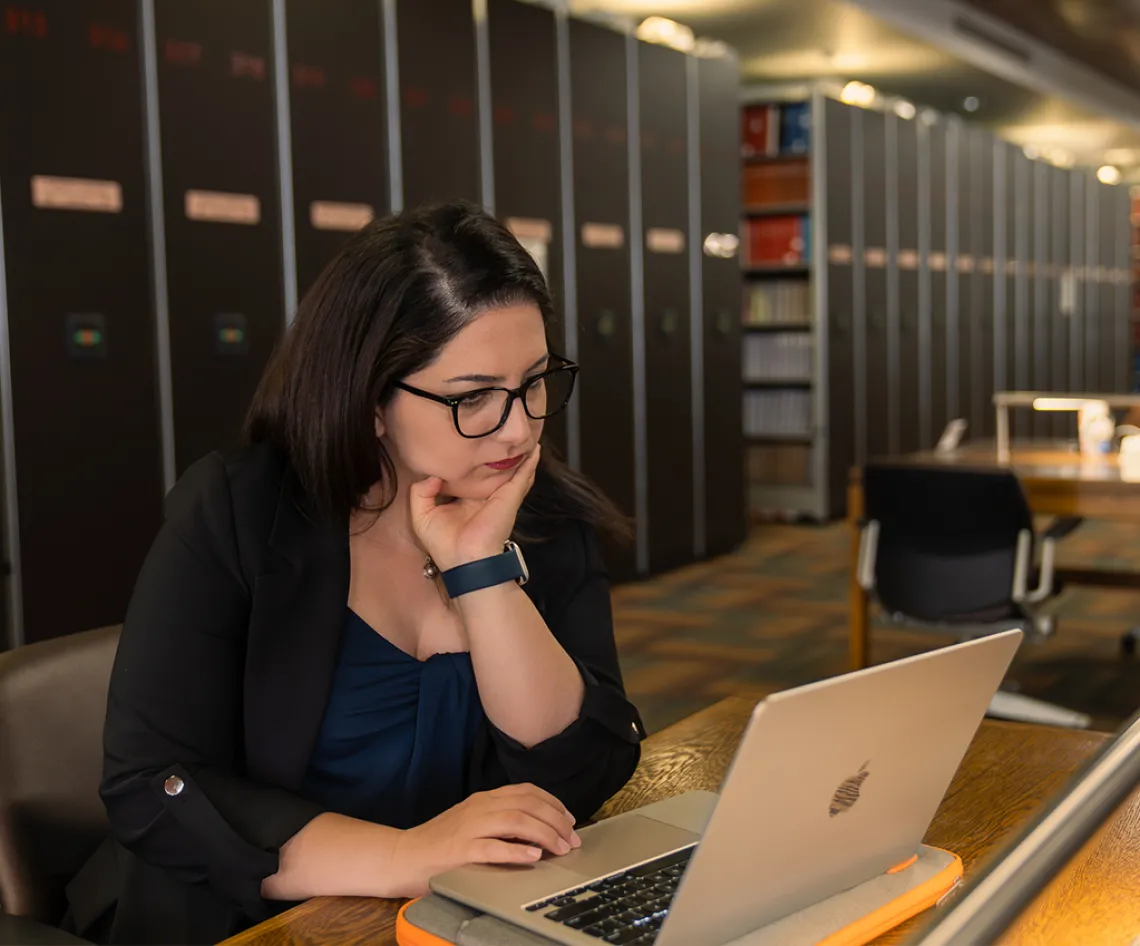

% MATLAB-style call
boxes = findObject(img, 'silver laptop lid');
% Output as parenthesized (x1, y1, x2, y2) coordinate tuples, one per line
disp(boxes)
(656, 630, 1022, 946)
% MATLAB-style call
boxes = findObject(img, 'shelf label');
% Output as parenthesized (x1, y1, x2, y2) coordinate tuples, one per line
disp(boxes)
(31, 175, 122, 213)
(185, 190, 260, 225)
(505, 217, 552, 243)
(581, 222, 624, 249)
(828, 243, 852, 265)
(646, 228, 685, 254)
(506, 218, 552, 281)
(310, 201, 374, 232)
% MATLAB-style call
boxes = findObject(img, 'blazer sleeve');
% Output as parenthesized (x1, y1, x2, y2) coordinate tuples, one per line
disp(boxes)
(485, 521, 644, 821)
(100, 454, 326, 919)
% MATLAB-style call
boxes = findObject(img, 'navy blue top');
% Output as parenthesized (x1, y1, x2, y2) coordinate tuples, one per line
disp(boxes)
(301, 609, 484, 828)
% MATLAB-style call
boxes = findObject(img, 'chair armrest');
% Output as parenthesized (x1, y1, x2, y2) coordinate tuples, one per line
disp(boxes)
(1015, 534, 1059, 606)
(857, 520, 879, 591)
(1043, 517, 1083, 542)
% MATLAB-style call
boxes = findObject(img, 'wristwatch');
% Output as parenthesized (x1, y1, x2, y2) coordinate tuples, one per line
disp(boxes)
(441, 540, 529, 598)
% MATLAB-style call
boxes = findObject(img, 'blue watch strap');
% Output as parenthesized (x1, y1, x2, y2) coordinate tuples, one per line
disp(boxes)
(441, 544, 526, 598)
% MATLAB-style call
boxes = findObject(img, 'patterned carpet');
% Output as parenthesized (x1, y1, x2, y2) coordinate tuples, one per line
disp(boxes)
(613, 519, 1140, 736)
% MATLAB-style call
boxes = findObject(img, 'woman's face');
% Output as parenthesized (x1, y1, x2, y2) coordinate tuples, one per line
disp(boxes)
(378, 302, 548, 500)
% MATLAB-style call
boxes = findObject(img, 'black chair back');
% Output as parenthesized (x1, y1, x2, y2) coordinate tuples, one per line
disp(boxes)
(864, 464, 1034, 622)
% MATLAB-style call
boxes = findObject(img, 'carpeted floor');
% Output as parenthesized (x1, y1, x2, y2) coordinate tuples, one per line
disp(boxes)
(612, 518, 1140, 736)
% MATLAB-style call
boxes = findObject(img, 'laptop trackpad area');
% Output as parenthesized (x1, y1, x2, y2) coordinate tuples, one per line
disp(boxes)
(558, 815, 700, 880)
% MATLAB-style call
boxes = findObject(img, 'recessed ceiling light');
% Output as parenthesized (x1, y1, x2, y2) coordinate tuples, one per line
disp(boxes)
(635, 16, 695, 52)
(840, 81, 876, 108)
(892, 99, 917, 120)
(1097, 165, 1122, 185)
(1048, 148, 1074, 168)
(962, 96, 980, 112)
(1023, 144, 1041, 159)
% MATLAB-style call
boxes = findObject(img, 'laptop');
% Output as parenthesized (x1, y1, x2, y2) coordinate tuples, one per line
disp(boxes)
(430, 629, 1022, 946)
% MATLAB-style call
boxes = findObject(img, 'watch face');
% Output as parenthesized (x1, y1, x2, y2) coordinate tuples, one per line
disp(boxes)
(506, 540, 530, 585)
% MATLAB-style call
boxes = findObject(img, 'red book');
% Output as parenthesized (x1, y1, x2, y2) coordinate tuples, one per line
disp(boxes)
(742, 104, 777, 158)
(746, 216, 804, 266)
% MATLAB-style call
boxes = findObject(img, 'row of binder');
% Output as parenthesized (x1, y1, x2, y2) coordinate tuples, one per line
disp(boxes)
(742, 159, 810, 208)
(743, 215, 811, 266)
(747, 444, 813, 486)
(744, 390, 812, 437)
(742, 281, 812, 325)
(741, 102, 811, 158)
(743, 333, 813, 381)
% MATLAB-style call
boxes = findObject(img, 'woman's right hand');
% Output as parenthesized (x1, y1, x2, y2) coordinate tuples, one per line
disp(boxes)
(394, 783, 581, 896)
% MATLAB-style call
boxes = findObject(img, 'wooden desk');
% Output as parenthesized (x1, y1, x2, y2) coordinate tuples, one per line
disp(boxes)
(221, 696, 1139, 946)
(848, 444, 1140, 671)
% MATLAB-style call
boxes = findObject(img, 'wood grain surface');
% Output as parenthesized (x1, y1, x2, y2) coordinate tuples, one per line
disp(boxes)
(221, 697, 1130, 946)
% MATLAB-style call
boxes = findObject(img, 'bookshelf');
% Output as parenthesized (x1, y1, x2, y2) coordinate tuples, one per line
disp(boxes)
(740, 92, 822, 519)
(1132, 186, 1140, 391)
(741, 86, 1133, 522)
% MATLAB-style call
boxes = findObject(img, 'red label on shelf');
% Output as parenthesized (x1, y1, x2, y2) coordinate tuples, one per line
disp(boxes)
(449, 96, 474, 118)
(349, 76, 379, 100)
(292, 64, 326, 88)
(232, 51, 265, 80)
(89, 24, 128, 53)
(402, 86, 427, 109)
(4, 6, 47, 38)
(164, 39, 201, 65)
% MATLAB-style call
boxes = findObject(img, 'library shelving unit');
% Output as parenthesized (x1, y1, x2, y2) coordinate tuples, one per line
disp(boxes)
(741, 85, 1133, 520)
(1132, 185, 1140, 391)
(740, 88, 824, 519)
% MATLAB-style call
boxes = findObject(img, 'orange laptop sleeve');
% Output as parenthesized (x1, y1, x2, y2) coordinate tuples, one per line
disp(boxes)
(395, 843, 962, 946)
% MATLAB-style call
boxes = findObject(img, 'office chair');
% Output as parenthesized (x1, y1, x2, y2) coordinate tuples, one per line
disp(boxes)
(856, 463, 1088, 728)
(0, 625, 120, 944)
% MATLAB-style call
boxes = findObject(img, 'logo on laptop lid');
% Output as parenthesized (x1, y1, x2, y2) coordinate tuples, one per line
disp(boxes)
(830, 761, 870, 817)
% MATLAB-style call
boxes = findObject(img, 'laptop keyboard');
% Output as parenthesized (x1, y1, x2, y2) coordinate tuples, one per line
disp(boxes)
(524, 846, 694, 944)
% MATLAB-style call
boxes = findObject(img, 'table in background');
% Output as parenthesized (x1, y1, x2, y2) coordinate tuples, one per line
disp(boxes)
(220, 696, 1140, 946)
(848, 443, 1140, 671)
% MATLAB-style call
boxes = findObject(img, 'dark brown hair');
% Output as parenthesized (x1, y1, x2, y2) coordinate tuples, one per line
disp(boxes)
(244, 200, 630, 541)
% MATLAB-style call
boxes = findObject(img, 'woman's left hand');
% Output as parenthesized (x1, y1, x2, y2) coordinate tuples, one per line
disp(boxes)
(409, 444, 541, 572)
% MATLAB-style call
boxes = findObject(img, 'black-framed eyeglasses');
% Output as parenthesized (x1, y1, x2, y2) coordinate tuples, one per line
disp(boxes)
(395, 355, 579, 438)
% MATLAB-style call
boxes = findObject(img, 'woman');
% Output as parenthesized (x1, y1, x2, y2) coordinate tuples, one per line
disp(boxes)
(79, 201, 644, 944)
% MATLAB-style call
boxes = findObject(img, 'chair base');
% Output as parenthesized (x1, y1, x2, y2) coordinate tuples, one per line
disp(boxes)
(986, 689, 1092, 730)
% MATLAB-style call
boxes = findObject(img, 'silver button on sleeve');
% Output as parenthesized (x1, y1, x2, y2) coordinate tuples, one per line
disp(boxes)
(164, 775, 185, 796)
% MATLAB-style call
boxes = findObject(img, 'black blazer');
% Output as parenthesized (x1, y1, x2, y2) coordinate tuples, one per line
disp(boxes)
(78, 443, 643, 945)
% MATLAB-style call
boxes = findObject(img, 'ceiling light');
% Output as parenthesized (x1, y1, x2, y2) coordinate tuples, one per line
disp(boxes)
(636, 16, 695, 52)
(832, 52, 866, 69)
(1023, 144, 1040, 160)
(962, 96, 980, 112)
(920, 108, 939, 126)
(893, 99, 916, 120)
(1097, 165, 1123, 185)
(692, 38, 728, 59)
(840, 81, 876, 108)
(1047, 148, 1075, 168)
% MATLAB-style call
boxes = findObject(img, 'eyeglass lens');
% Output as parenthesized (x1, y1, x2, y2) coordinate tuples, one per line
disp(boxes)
(455, 367, 575, 436)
